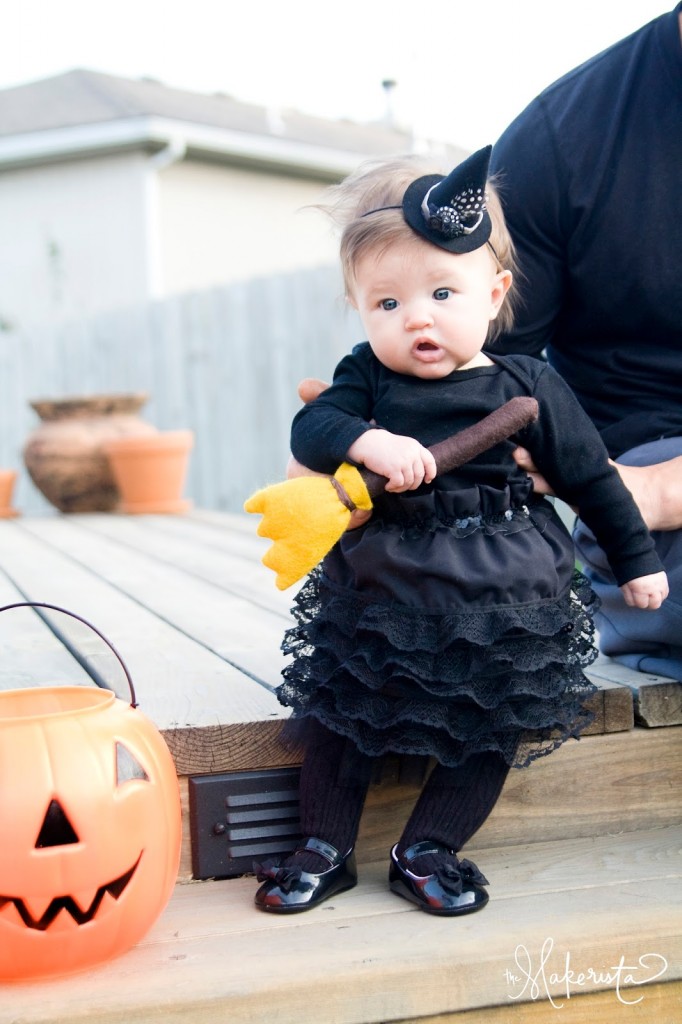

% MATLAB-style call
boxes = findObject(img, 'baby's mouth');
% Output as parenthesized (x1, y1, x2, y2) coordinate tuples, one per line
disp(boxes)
(416, 340, 438, 352)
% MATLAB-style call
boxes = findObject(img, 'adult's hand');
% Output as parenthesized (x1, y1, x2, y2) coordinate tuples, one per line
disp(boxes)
(511, 447, 556, 498)
(616, 457, 682, 531)
(297, 377, 330, 404)
(512, 447, 682, 532)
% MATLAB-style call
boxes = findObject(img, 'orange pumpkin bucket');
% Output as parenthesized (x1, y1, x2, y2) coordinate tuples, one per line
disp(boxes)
(0, 603, 182, 981)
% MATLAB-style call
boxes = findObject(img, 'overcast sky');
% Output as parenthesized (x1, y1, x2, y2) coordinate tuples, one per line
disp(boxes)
(2, 0, 672, 149)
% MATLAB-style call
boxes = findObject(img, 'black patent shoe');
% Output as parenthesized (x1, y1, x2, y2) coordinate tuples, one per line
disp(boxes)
(389, 840, 489, 916)
(254, 837, 357, 913)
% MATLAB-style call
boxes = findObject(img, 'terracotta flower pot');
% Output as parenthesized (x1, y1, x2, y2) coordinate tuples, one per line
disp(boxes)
(0, 469, 19, 519)
(22, 393, 157, 513)
(104, 430, 194, 514)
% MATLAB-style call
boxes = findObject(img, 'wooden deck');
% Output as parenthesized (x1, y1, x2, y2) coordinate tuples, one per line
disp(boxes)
(0, 511, 680, 1021)
(1, 823, 680, 1023)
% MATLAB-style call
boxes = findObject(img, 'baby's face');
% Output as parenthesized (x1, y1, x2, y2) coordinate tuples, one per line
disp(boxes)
(349, 238, 510, 379)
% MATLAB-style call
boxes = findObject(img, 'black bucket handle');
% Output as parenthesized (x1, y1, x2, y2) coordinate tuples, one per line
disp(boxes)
(0, 602, 138, 708)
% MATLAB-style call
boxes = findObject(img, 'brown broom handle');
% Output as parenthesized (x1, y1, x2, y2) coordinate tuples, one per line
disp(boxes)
(359, 396, 539, 499)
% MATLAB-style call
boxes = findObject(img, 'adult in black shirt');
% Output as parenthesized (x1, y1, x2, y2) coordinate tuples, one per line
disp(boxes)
(490, 4, 682, 679)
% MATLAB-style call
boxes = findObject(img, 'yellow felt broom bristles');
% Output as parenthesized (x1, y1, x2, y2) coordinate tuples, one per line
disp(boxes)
(244, 462, 373, 590)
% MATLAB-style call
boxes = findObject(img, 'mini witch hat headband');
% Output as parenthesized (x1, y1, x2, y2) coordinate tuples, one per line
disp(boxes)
(365, 145, 492, 255)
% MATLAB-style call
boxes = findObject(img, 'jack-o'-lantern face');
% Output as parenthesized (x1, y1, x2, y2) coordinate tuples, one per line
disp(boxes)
(2, 742, 147, 932)
(0, 687, 181, 980)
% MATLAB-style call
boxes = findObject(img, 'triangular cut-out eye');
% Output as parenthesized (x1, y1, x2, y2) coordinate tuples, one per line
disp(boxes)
(116, 742, 149, 785)
(35, 800, 80, 848)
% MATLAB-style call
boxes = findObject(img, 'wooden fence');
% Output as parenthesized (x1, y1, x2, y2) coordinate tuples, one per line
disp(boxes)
(0, 265, 362, 515)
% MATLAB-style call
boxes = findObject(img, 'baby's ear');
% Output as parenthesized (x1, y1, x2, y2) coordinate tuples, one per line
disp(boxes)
(490, 270, 513, 319)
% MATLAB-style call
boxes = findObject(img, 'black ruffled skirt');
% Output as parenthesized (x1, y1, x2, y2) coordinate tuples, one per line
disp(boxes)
(278, 488, 598, 770)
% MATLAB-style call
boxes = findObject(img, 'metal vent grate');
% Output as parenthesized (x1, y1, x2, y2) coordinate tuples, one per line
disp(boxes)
(188, 767, 302, 879)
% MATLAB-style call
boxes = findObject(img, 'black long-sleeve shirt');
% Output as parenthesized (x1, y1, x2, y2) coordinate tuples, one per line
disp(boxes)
(489, 4, 682, 458)
(291, 345, 662, 586)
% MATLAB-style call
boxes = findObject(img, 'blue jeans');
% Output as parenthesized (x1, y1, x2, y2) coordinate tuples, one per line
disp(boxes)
(573, 437, 682, 680)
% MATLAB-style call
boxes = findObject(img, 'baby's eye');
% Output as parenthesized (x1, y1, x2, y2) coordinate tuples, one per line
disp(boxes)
(380, 298, 398, 310)
(433, 288, 451, 301)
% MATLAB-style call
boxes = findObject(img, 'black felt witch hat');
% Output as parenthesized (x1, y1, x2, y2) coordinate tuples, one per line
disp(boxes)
(402, 145, 492, 254)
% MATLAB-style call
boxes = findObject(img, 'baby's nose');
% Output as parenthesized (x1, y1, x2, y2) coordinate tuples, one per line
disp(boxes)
(404, 303, 434, 329)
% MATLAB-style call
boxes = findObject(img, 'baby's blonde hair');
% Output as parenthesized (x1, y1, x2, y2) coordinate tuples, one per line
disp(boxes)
(319, 155, 518, 339)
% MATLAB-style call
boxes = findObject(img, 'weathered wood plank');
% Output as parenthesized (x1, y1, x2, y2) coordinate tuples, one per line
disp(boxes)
(190, 508, 265, 535)
(634, 679, 682, 727)
(18, 515, 289, 688)
(0, 566, 93, 689)
(589, 657, 682, 727)
(150, 509, 276, 560)
(355, 727, 682, 862)
(68, 512, 294, 618)
(0, 826, 679, 1024)
(464, 724, 682, 848)
(0, 521, 287, 740)
(153, 825, 682, 936)
(172, 725, 681, 881)
(581, 676, 634, 734)
(405, 982, 681, 1023)
(168, 719, 300, 777)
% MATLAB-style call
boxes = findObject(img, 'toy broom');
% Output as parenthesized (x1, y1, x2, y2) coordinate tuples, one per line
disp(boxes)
(244, 396, 539, 590)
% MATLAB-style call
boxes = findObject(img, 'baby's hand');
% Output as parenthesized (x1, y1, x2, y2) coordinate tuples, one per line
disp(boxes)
(620, 571, 669, 610)
(347, 430, 437, 492)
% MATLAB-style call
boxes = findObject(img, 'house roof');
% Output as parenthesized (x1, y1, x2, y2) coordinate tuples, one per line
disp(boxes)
(0, 69, 466, 179)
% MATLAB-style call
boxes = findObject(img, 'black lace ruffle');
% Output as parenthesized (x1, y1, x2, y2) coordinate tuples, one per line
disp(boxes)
(279, 568, 598, 769)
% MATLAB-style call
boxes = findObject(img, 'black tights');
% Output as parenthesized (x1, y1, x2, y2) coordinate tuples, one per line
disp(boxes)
(397, 751, 510, 852)
(284, 720, 375, 872)
(286, 720, 510, 871)
(395, 751, 510, 876)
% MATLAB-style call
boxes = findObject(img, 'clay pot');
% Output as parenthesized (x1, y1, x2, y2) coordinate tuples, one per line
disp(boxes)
(0, 469, 19, 519)
(22, 394, 157, 513)
(104, 430, 194, 514)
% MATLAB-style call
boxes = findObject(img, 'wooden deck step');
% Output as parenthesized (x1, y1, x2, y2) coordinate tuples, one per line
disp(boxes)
(178, 725, 682, 880)
(588, 657, 682, 727)
(3, 824, 680, 1023)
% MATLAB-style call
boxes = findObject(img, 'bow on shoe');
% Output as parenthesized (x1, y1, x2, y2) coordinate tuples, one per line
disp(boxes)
(435, 857, 489, 896)
(253, 859, 303, 894)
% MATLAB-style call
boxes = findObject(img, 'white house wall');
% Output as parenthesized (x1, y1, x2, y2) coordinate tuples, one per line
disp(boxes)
(157, 160, 340, 293)
(0, 153, 151, 330)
